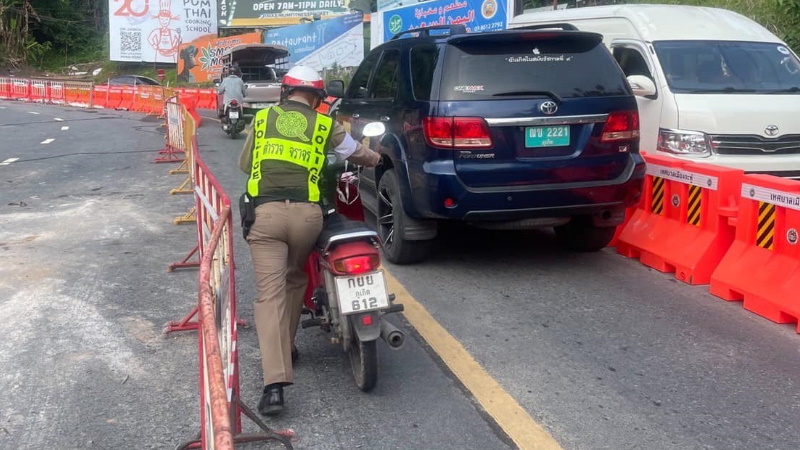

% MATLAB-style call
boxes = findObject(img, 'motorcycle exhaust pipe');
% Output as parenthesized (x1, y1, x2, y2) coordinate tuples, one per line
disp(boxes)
(380, 319, 405, 350)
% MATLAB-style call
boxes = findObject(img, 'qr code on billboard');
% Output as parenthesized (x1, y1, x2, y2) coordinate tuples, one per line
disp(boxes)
(121, 30, 141, 53)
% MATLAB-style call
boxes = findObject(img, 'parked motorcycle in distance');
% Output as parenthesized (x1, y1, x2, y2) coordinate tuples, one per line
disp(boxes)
(222, 99, 246, 139)
(301, 122, 405, 392)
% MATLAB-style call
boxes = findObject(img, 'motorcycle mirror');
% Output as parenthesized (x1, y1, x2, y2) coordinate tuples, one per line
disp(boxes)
(362, 122, 386, 137)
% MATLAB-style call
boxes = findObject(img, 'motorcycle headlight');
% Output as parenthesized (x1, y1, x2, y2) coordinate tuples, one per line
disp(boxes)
(657, 129, 711, 157)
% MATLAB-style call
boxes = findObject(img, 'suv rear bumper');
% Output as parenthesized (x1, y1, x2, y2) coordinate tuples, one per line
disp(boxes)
(407, 155, 646, 224)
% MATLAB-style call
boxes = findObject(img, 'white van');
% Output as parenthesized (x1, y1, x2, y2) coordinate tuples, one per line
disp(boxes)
(509, 4, 800, 178)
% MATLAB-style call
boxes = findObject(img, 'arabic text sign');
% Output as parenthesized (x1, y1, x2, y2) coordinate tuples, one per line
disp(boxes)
(109, 0, 218, 63)
(177, 32, 263, 83)
(219, 0, 349, 27)
(382, 0, 506, 41)
(264, 13, 364, 70)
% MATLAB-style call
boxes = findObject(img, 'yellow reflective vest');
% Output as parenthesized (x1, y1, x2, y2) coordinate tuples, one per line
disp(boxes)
(247, 103, 334, 203)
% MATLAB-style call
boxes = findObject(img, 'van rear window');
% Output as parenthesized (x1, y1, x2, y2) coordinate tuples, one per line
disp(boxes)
(439, 37, 629, 100)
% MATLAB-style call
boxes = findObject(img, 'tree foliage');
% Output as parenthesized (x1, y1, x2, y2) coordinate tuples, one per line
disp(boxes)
(1, 0, 106, 69)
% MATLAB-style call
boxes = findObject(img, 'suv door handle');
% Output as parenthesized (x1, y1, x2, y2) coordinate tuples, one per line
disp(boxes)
(352, 113, 360, 118)
(380, 116, 390, 122)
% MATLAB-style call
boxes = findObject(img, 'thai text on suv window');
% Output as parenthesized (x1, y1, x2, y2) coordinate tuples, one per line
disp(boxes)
(439, 35, 629, 100)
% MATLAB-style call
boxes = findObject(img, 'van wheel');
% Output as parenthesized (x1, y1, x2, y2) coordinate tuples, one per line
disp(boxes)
(376, 170, 432, 265)
(555, 217, 616, 252)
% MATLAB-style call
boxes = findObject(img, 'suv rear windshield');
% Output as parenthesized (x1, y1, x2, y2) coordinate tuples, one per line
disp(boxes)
(439, 34, 629, 100)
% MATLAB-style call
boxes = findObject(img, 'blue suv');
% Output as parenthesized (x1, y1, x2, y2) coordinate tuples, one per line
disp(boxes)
(328, 25, 645, 264)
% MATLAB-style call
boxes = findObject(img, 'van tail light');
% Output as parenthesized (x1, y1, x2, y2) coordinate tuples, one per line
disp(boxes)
(334, 255, 380, 274)
(423, 117, 493, 149)
(601, 111, 639, 141)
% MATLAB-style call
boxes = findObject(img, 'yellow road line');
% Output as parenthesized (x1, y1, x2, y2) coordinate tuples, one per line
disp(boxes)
(384, 270, 563, 450)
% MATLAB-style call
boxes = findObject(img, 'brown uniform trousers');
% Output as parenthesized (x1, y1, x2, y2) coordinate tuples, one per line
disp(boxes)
(246, 200, 323, 386)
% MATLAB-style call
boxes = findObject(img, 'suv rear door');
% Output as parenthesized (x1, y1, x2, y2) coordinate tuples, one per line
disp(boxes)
(336, 48, 403, 213)
(437, 32, 639, 189)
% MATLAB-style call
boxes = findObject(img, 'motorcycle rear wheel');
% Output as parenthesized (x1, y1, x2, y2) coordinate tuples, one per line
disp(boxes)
(348, 332, 378, 392)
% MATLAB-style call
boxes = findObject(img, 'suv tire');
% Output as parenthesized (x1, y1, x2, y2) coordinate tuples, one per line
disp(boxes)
(555, 217, 615, 252)
(376, 170, 433, 265)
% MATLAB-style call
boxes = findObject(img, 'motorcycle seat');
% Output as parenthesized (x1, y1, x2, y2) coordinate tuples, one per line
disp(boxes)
(316, 214, 378, 253)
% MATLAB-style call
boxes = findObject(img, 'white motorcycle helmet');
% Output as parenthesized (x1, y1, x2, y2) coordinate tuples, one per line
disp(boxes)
(281, 65, 327, 100)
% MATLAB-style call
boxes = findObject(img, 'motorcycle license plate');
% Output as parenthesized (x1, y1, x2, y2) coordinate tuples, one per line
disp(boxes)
(335, 271, 390, 315)
(229, 111, 239, 119)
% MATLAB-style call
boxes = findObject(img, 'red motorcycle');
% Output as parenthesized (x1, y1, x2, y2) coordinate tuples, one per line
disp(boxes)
(301, 122, 405, 392)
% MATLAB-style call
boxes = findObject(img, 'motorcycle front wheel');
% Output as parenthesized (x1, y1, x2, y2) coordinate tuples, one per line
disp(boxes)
(348, 331, 378, 392)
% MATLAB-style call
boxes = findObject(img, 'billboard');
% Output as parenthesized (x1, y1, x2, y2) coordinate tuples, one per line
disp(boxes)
(176, 31, 263, 83)
(264, 12, 364, 71)
(381, 0, 507, 41)
(109, 0, 218, 63)
(218, 0, 351, 27)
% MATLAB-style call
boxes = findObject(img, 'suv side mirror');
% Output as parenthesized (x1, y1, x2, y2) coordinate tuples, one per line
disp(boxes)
(327, 79, 345, 98)
(627, 75, 657, 98)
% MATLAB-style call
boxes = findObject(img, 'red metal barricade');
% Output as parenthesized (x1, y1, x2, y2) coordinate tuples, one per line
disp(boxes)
(0, 77, 11, 99)
(617, 154, 743, 284)
(710, 175, 800, 330)
(30, 80, 47, 102)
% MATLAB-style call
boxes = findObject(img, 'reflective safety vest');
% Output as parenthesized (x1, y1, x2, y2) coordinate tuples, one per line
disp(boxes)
(247, 104, 334, 203)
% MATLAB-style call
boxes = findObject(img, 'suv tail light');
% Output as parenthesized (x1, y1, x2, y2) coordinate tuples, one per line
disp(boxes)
(334, 255, 380, 275)
(601, 111, 639, 141)
(423, 117, 493, 149)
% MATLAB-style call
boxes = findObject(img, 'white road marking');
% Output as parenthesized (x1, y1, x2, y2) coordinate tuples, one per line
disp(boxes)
(61, 126, 69, 131)
(29, 111, 40, 115)
(0, 158, 19, 165)
(41, 138, 54, 145)
(54, 118, 64, 121)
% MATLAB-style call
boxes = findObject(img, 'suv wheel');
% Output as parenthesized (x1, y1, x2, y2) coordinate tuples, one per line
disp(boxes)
(555, 217, 615, 252)
(376, 170, 432, 265)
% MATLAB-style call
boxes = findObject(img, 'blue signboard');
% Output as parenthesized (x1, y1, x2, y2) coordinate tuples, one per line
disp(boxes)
(265, 12, 364, 67)
(382, 0, 506, 41)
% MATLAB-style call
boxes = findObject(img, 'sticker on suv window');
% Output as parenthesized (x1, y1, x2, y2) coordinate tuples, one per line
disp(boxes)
(777, 46, 791, 55)
(506, 55, 573, 63)
(454, 85, 485, 93)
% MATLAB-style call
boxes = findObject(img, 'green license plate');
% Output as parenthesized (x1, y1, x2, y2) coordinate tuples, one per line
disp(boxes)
(525, 126, 570, 148)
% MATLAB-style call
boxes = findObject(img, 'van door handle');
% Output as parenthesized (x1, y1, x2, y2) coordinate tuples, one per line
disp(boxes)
(352, 113, 360, 118)
(380, 116, 390, 122)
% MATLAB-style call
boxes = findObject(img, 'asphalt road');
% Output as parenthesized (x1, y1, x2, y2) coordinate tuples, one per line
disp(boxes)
(3, 100, 800, 450)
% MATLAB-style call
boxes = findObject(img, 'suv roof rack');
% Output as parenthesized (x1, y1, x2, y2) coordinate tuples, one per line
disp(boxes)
(389, 24, 467, 41)
(513, 23, 579, 31)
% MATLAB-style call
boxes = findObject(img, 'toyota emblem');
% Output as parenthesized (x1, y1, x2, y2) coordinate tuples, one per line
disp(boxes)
(765, 125, 780, 136)
(540, 101, 558, 115)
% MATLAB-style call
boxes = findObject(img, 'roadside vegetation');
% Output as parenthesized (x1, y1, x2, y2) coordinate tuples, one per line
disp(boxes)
(2, 0, 799, 80)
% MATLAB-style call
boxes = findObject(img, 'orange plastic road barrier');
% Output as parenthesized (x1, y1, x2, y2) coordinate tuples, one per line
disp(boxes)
(178, 92, 202, 127)
(119, 87, 135, 110)
(106, 86, 124, 109)
(617, 154, 743, 284)
(92, 85, 108, 108)
(194, 89, 217, 110)
(710, 175, 800, 330)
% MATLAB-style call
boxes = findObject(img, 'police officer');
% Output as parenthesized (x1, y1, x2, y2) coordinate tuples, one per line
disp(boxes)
(238, 65, 381, 416)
